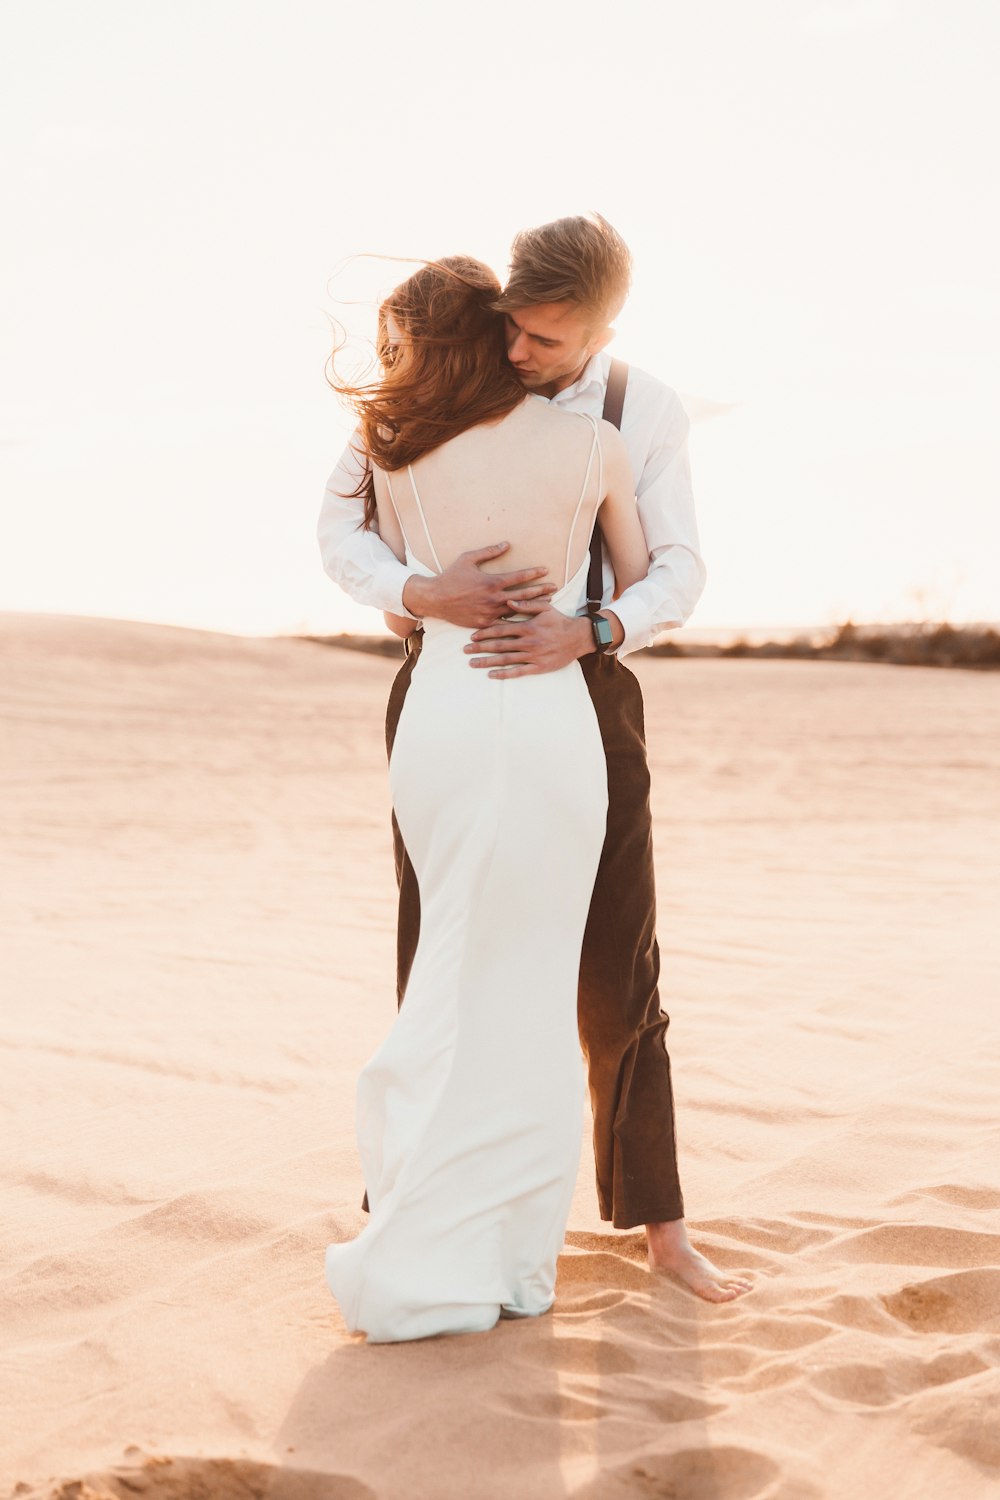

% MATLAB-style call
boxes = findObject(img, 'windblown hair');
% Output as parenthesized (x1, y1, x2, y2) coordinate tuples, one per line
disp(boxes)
(494, 213, 633, 329)
(329, 256, 525, 528)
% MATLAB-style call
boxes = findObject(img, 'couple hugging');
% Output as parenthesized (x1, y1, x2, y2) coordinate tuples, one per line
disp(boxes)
(318, 212, 752, 1342)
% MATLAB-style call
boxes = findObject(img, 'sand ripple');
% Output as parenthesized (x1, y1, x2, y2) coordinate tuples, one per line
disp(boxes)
(4, 617, 1000, 1500)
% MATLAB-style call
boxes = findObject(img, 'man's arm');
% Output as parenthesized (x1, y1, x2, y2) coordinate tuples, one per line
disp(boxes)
(318, 433, 419, 618)
(317, 432, 557, 628)
(603, 394, 707, 657)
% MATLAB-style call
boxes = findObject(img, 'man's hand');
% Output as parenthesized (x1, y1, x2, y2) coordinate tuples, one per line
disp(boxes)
(401, 543, 554, 629)
(465, 601, 597, 679)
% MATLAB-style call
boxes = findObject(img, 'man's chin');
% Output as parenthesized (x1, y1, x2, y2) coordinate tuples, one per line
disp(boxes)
(513, 370, 545, 391)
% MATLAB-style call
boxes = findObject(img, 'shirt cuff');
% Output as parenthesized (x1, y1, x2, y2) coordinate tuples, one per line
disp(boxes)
(604, 594, 681, 659)
(370, 557, 421, 620)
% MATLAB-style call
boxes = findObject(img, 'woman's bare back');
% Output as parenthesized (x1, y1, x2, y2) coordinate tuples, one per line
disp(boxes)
(381, 397, 603, 588)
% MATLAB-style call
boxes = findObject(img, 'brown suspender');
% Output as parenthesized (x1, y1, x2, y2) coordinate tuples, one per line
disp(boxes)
(602, 356, 629, 430)
(586, 358, 628, 616)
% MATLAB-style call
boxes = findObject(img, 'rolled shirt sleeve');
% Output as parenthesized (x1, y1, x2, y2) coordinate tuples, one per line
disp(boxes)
(608, 388, 707, 658)
(316, 432, 419, 619)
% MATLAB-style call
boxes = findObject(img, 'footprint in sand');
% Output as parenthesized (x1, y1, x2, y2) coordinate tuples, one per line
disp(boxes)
(881, 1267, 1000, 1333)
(573, 1444, 815, 1500)
(29, 1455, 377, 1500)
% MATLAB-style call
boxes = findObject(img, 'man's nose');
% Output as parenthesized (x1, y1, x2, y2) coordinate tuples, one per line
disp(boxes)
(507, 330, 529, 363)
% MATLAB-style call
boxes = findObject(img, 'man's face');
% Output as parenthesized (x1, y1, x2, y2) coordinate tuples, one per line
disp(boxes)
(503, 302, 612, 397)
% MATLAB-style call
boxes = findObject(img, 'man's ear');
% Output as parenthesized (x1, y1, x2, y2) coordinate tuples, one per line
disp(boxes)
(586, 325, 615, 357)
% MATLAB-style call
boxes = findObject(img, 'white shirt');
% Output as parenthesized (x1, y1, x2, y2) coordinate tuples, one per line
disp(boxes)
(316, 350, 707, 658)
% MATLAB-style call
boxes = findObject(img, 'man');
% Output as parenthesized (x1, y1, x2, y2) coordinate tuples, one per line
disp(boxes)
(318, 214, 751, 1303)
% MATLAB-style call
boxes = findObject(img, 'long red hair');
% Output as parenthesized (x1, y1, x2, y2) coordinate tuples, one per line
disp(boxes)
(328, 256, 525, 528)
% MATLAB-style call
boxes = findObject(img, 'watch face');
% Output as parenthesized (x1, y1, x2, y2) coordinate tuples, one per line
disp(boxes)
(592, 616, 614, 651)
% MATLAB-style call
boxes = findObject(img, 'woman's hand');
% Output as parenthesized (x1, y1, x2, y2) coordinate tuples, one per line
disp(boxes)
(401, 544, 555, 629)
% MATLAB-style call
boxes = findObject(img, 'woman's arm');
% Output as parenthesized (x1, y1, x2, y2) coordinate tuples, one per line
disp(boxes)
(595, 420, 651, 598)
(373, 467, 419, 639)
(384, 611, 417, 638)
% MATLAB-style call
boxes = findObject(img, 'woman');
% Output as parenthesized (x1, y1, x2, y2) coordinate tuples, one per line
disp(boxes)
(324, 256, 649, 1342)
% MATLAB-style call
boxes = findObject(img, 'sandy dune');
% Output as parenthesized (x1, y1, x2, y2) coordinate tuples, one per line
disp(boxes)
(2, 611, 999, 1499)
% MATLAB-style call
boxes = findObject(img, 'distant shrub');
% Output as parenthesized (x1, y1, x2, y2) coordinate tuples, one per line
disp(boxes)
(827, 621, 858, 651)
(299, 622, 1000, 672)
(302, 633, 404, 659)
(826, 622, 1000, 670)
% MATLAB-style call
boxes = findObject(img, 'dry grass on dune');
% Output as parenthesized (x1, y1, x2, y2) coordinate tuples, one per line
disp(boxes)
(652, 620, 1000, 670)
(302, 621, 1000, 671)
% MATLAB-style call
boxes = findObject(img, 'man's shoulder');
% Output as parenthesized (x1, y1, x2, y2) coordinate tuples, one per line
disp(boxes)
(620, 359, 683, 406)
(617, 360, 689, 435)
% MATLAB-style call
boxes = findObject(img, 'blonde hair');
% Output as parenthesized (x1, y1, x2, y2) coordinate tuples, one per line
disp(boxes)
(494, 213, 632, 328)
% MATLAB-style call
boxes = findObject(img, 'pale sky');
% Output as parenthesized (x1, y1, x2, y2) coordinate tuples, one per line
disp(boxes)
(3, 0, 998, 638)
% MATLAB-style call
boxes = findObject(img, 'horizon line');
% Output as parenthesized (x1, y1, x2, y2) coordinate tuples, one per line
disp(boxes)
(3, 606, 998, 644)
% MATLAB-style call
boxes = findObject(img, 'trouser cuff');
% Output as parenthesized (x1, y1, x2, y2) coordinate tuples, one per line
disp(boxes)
(600, 1196, 686, 1230)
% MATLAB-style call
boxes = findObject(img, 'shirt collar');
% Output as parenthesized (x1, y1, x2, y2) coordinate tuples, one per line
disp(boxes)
(550, 349, 611, 404)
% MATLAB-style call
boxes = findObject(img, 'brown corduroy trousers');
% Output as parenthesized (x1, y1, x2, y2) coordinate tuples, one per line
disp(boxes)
(365, 634, 685, 1231)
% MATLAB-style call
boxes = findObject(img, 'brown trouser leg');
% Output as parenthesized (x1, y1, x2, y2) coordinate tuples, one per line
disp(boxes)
(573, 652, 683, 1228)
(359, 644, 421, 1216)
(368, 635, 684, 1230)
(384, 643, 422, 1002)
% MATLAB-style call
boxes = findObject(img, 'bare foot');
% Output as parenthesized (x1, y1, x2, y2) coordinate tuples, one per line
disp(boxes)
(646, 1219, 753, 1303)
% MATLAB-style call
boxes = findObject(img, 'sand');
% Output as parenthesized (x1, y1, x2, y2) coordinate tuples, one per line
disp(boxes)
(2, 610, 999, 1500)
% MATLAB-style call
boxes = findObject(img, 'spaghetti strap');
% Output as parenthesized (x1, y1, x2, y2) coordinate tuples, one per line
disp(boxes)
(562, 414, 601, 588)
(407, 464, 444, 575)
(384, 472, 419, 564)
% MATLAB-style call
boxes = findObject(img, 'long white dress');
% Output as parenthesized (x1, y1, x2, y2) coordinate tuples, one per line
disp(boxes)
(324, 415, 609, 1342)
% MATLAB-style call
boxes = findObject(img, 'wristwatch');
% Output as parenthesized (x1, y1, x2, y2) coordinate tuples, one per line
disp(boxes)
(590, 614, 615, 654)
